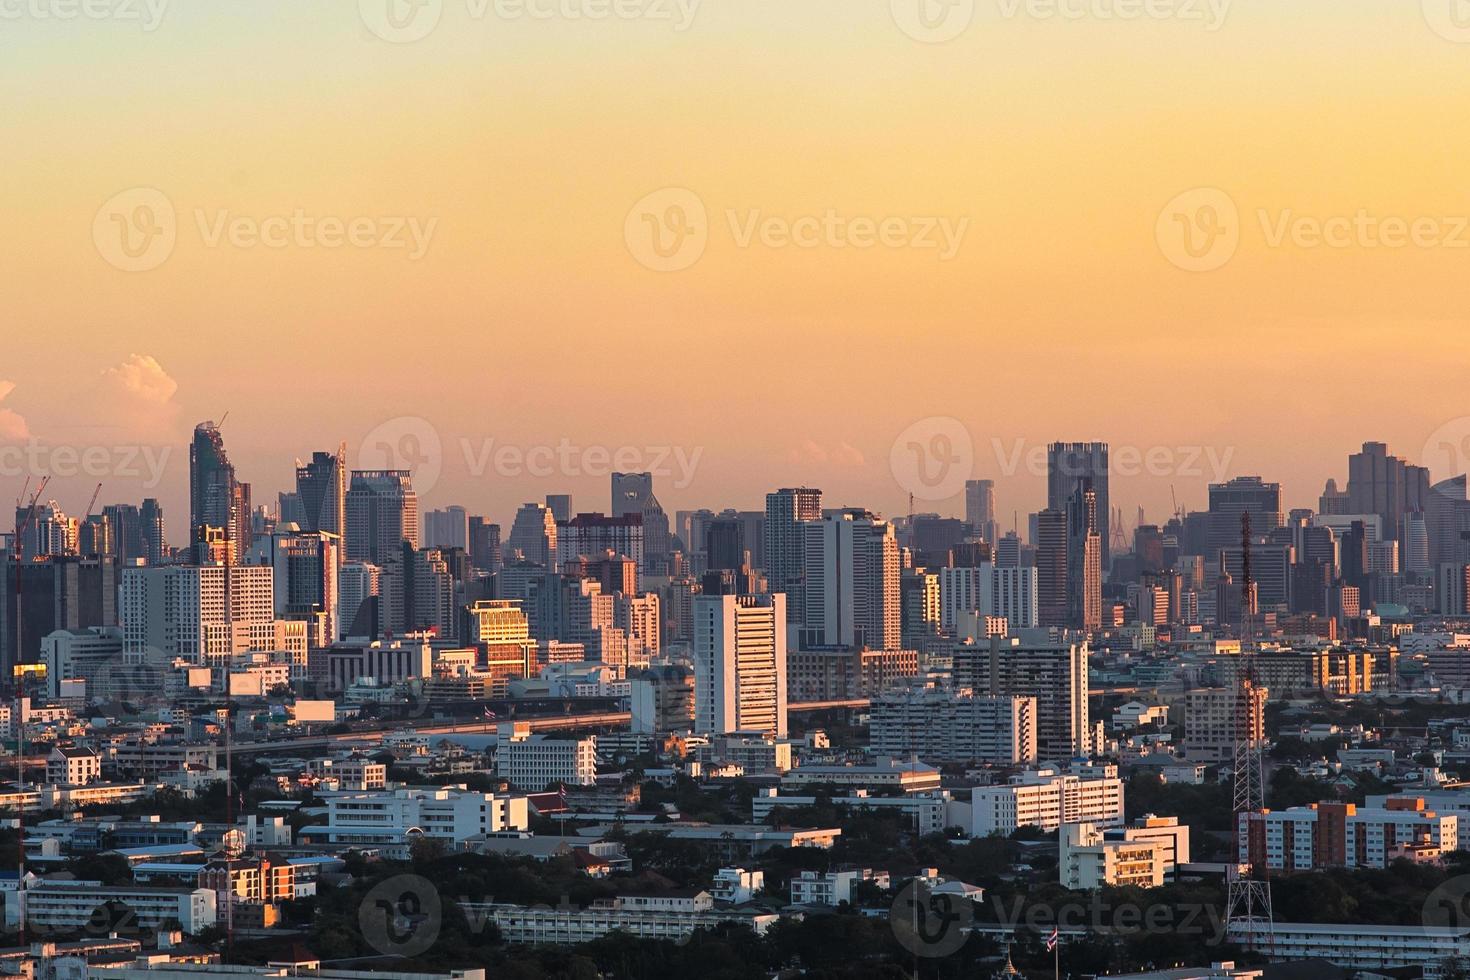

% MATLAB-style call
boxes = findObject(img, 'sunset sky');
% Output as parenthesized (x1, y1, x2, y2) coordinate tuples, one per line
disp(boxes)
(4, 0, 1470, 540)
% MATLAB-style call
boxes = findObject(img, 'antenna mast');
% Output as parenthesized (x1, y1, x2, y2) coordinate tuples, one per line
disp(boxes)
(1226, 510, 1273, 953)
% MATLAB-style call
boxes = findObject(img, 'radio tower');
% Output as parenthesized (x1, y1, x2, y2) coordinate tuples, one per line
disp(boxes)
(1226, 510, 1273, 954)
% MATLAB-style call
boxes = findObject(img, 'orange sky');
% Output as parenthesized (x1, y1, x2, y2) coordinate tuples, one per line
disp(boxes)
(3, 0, 1470, 539)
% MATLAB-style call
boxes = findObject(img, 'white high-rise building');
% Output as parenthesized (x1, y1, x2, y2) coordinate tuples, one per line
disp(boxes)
(119, 564, 283, 666)
(801, 510, 900, 651)
(694, 593, 788, 737)
(424, 506, 470, 551)
(938, 564, 1038, 632)
(870, 687, 1037, 765)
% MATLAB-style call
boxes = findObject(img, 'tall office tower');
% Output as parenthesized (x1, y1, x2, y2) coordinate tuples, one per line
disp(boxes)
(379, 543, 455, 638)
(1348, 441, 1430, 542)
(995, 531, 1022, 568)
(296, 447, 348, 549)
(693, 592, 788, 737)
(1207, 476, 1283, 556)
(1339, 520, 1370, 592)
(102, 504, 143, 563)
(764, 487, 822, 619)
(190, 421, 248, 561)
(611, 472, 670, 572)
(1065, 484, 1102, 630)
(140, 498, 167, 564)
(545, 494, 572, 524)
(1403, 513, 1431, 575)
(119, 563, 282, 665)
(468, 517, 502, 573)
(423, 506, 470, 551)
(1035, 509, 1069, 627)
(910, 515, 967, 564)
(1428, 476, 1470, 567)
(1135, 525, 1165, 576)
(965, 479, 998, 543)
(269, 530, 340, 643)
(557, 512, 644, 571)
(705, 517, 744, 572)
(506, 503, 557, 566)
(1319, 479, 1351, 516)
(277, 492, 305, 527)
(1220, 542, 1293, 611)
(345, 471, 419, 565)
(0, 556, 118, 671)
(611, 472, 654, 517)
(800, 510, 901, 650)
(952, 631, 1091, 758)
(339, 561, 381, 638)
(1048, 442, 1110, 567)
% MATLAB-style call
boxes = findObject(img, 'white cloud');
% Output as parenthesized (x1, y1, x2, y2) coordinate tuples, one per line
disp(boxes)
(0, 380, 28, 440)
(102, 354, 178, 404)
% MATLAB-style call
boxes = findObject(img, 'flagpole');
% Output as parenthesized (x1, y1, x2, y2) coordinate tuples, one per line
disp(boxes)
(1054, 937, 1059, 980)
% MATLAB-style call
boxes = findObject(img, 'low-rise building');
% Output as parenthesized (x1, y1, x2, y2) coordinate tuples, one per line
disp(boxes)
(970, 764, 1125, 836)
(1241, 799, 1457, 871)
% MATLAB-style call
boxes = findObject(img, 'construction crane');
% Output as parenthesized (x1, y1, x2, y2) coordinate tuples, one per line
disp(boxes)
(84, 482, 103, 520)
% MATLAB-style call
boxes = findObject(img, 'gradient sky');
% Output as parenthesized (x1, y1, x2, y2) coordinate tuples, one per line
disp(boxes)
(4, 0, 1470, 542)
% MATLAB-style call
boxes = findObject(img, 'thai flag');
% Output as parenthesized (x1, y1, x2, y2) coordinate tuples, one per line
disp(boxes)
(1045, 927, 1059, 952)
(483, 708, 498, 720)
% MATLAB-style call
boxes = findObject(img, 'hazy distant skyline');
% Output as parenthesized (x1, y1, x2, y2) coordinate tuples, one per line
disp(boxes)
(5, 1, 1470, 538)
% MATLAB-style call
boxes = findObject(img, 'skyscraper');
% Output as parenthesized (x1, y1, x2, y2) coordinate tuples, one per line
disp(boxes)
(693, 592, 788, 737)
(965, 478, 998, 544)
(423, 506, 470, 551)
(1035, 508, 1069, 628)
(1048, 442, 1109, 567)
(1207, 477, 1283, 557)
(557, 513, 644, 572)
(189, 421, 249, 562)
(801, 510, 901, 651)
(344, 470, 420, 565)
(545, 494, 572, 524)
(296, 447, 348, 552)
(764, 487, 822, 620)
(140, 498, 167, 564)
(506, 503, 556, 566)
(1347, 441, 1430, 543)
(1067, 483, 1102, 630)
(269, 529, 340, 644)
(705, 516, 744, 572)
(611, 473, 670, 573)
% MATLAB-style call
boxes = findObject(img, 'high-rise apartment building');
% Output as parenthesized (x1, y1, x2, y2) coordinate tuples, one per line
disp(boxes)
(344, 471, 419, 565)
(339, 561, 381, 639)
(693, 593, 788, 738)
(268, 530, 340, 643)
(764, 487, 822, 620)
(557, 513, 644, 571)
(1035, 509, 1069, 628)
(937, 563, 1038, 632)
(800, 510, 901, 651)
(119, 564, 291, 667)
(952, 631, 1092, 758)
(1066, 483, 1102, 630)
